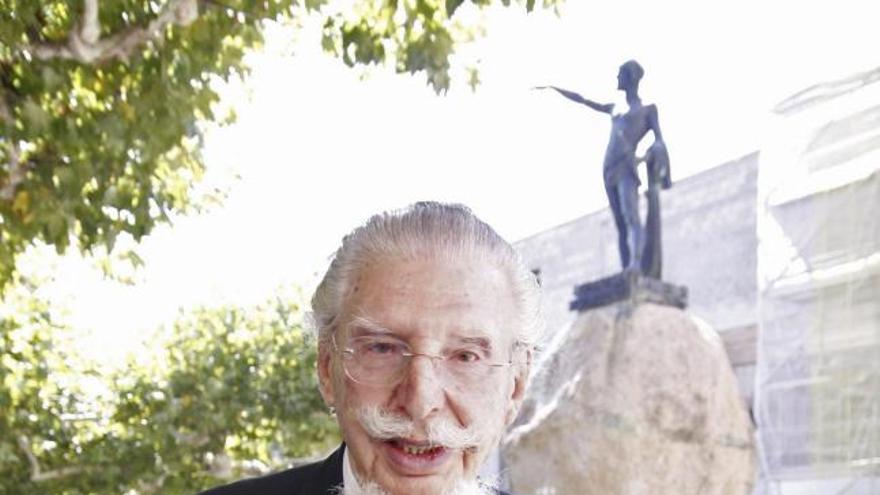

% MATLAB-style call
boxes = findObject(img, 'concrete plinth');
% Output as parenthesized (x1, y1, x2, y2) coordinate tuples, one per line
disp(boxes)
(570, 270, 688, 312)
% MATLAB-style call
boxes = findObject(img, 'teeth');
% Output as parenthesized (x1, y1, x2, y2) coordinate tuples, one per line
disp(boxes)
(402, 444, 436, 455)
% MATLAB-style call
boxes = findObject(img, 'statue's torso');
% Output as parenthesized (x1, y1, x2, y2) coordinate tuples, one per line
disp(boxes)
(603, 103, 654, 186)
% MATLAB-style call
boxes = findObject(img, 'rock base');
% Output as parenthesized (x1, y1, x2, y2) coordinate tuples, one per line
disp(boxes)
(502, 303, 755, 495)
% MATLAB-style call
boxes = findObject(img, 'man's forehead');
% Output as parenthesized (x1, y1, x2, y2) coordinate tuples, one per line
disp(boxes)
(352, 262, 515, 309)
(344, 313, 507, 346)
(336, 255, 520, 345)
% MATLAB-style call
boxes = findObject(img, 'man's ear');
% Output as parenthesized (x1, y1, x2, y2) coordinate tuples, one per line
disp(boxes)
(317, 340, 336, 408)
(505, 348, 532, 426)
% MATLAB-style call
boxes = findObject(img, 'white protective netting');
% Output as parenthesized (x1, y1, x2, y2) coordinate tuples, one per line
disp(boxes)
(755, 67, 880, 490)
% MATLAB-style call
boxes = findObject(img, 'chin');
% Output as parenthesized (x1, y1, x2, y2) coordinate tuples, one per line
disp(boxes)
(373, 450, 476, 495)
(390, 476, 454, 495)
(369, 476, 489, 495)
(378, 457, 466, 495)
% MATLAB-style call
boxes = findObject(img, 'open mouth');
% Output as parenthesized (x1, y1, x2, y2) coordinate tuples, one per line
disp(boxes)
(388, 439, 446, 457)
(381, 438, 452, 473)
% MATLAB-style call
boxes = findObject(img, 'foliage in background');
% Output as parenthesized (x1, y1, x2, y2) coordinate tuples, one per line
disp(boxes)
(1, 1, 564, 491)
(0, 274, 93, 494)
(1, 284, 338, 494)
(0, 0, 561, 290)
(322, 0, 561, 91)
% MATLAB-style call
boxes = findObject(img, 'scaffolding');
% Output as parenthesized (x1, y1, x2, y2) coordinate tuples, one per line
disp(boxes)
(755, 68, 880, 494)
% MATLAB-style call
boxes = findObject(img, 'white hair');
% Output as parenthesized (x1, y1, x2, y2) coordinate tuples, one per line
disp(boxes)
(311, 201, 543, 347)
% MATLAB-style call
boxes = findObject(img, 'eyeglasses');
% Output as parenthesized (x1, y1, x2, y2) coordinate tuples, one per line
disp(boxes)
(332, 334, 518, 390)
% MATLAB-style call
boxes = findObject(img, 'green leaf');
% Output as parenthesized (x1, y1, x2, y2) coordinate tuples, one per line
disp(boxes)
(22, 100, 50, 132)
(446, 0, 466, 16)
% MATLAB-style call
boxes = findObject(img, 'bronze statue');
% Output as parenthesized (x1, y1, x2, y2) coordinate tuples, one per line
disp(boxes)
(536, 60, 670, 278)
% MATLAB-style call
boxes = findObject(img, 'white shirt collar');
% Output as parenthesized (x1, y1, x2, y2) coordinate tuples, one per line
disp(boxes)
(342, 446, 365, 494)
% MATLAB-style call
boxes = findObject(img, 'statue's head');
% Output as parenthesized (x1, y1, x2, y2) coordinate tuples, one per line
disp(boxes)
(617, 59, 644, 91)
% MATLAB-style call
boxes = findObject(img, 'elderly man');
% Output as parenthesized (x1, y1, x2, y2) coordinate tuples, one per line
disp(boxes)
(201, 202, 541, 495)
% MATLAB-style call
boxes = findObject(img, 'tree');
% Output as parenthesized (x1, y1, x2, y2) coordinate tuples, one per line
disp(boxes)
(0, 0, 561, 290)
(0, 273, 103, 494)
(1, 284, 338, 494)
(103, 294, 339, 493)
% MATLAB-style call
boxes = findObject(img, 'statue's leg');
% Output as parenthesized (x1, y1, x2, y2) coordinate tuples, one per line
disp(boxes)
(605, 181, 630, 269)
(642, 186, 662, 278)
(616, 175, 643, 272)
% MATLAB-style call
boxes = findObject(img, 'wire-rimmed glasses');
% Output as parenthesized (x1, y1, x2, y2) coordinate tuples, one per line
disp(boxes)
(332, 333, 518, 390)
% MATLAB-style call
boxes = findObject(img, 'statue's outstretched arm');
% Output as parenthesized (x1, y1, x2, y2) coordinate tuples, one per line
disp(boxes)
(534, 85, 613, 114)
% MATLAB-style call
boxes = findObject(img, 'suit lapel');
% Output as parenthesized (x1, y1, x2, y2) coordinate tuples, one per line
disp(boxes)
(299, 444, 344, 494)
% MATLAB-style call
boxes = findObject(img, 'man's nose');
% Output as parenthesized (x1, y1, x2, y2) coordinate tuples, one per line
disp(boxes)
(395, 354, 446, 421)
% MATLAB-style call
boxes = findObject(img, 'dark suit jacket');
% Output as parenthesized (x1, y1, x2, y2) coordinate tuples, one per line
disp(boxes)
(199, 445, 343, 495)
(198, 444, 511, 494)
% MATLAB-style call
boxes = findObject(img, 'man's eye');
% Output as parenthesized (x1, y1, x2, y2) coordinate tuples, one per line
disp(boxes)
(363, 342, 401, 355)
(451, 350, 481, 363)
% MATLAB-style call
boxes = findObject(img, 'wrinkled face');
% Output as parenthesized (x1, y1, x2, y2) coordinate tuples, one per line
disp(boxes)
(318, 256, 529, 495)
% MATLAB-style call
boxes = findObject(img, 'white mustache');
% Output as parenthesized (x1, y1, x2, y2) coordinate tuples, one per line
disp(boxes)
(355, 406, 482, 450)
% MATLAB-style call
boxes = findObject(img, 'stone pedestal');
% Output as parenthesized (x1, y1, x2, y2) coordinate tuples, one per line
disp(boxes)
(502, 303, 755, 495)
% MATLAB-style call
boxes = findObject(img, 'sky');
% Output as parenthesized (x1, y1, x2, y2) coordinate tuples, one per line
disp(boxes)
(28, 0, 880, 365)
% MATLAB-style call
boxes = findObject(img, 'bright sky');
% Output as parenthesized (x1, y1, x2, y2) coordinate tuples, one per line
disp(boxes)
(29, 0, 880, 365)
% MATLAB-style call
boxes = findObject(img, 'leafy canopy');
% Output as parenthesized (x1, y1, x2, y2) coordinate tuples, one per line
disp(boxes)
(0, 0, 560, 289)
(1, 282, 338, 494)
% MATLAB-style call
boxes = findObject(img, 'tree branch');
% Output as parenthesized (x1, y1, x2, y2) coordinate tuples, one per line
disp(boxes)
(206, 452, 270, 480)
(135, 473, 168, 495)
(0, 139, 23, 202)
(81, 0, 101, 44)
(16, 435, 85, 483)
(201, 0, 255, 20)
(0, 85, 25, 202)
(28, 0, 201, 64)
